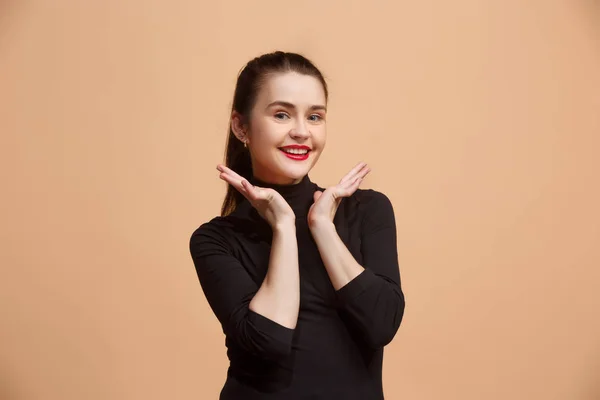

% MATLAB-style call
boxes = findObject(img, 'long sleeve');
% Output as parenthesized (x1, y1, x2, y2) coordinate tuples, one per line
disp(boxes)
(189, 223, 294, 360)
(335, 190, 405, 349)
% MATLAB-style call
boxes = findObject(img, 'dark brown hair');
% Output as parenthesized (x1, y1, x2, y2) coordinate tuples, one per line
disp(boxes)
(220, 51, 328, 216)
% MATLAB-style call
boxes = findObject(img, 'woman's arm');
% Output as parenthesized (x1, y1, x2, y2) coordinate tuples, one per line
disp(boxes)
(309, 190, 405, 349)
(249, 220, 300, 329)
(307, 219, 364, 290)
(190, 220, 299, 360)
(205, 164, 301, 337)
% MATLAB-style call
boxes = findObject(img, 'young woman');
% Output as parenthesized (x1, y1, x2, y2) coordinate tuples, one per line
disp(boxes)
(189, 51, 405, 399)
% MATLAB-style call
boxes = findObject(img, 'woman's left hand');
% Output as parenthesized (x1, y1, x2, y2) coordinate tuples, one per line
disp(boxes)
(307, 162, 371, 228)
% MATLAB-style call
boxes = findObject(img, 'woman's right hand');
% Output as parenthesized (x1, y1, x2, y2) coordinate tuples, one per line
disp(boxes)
(217, 164, 296, 228)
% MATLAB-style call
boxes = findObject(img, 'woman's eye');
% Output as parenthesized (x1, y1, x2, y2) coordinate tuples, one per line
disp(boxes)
(308, 114, 323, 122)
(274, 112, 289, 120)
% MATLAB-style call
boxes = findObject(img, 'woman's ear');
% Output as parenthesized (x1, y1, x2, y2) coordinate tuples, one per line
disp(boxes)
(231, 111, 248, 143)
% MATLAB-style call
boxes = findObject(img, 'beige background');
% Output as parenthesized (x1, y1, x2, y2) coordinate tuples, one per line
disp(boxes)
(1, 1, 599, 399)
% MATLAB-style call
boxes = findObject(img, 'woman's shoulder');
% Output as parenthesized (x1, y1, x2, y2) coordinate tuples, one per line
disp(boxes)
(348, 188, 397, 233)
(189, 214, 241, 249)
(354, 187, 392, 204)
(346, 187, 394, 214)
(338, 187, 396, 231)
(189, 206, 260, 249)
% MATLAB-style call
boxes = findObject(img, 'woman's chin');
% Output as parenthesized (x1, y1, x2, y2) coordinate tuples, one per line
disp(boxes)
(283, 165, 312, 179)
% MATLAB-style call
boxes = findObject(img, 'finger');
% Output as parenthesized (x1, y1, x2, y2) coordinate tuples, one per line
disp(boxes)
(217, 164, 247, 183)
(339, 162, 365, 183)
(340, 166, 370, 190)
(219, 172, 242, 192)
(241, 180, 262, 201)
(338, 174, 366, 197)
(352, 166, 370, 182)
(218, 165, 268, 200)
(340, 162, 368, 184)
(218, 169, 242, 187)
(243, 181, 277, 206)
(219, 172, 251, 200)
(217, 165, 254, 192)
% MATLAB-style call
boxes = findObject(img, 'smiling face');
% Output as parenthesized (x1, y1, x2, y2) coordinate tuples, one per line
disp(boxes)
(232, 71, 327, 185)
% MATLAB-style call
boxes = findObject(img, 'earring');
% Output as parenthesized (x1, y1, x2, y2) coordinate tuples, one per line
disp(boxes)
(243, 140, 247, 148)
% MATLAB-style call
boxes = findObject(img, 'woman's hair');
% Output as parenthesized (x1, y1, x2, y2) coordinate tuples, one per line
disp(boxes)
(220, 51, 328, 216)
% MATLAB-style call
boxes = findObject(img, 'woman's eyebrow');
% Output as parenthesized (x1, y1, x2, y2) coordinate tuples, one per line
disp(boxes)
(266, 101, 327, 112)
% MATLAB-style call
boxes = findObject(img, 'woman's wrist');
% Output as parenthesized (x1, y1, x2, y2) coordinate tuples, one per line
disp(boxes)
(308, 217, 335, 232)
(272, 218, 296, 233)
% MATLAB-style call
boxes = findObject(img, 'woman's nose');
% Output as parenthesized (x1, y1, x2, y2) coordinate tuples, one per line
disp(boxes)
(290, 120, 309, 138)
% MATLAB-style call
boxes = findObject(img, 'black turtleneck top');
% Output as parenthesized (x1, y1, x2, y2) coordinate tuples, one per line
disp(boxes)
(189, 175, 405, 399)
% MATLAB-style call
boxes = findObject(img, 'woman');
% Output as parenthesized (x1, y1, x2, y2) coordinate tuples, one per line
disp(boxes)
(189, 51, 405, 399)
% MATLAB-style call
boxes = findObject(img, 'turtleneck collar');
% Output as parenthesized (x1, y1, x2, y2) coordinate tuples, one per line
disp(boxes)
(248, 174, 317, 218)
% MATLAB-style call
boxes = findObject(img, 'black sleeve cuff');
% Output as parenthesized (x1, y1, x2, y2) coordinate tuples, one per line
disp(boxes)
(335, 268, 379, 306)
(247, 309, 295, 344)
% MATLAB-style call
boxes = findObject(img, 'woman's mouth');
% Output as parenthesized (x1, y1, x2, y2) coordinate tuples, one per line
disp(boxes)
(279, 147, 310, 161)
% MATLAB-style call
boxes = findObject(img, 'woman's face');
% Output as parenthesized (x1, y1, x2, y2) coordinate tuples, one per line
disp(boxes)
(239, 71, 327, 185)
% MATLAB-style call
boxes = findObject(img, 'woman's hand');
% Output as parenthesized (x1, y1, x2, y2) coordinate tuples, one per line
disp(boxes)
(217, 164, 296, 228)
(307, 162, 371, 228)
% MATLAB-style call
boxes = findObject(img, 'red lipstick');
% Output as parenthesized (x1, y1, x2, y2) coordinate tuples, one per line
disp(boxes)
(279, 145, 311, 161)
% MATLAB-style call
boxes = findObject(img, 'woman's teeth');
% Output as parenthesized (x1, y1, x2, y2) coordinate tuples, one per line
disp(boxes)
(281, 148, 308, 155)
